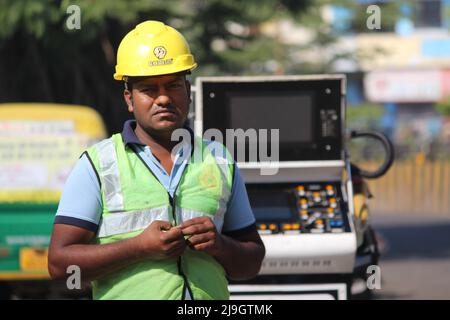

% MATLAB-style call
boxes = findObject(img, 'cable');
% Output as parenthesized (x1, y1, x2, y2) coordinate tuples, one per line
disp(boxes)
(349, 130, 395, 179)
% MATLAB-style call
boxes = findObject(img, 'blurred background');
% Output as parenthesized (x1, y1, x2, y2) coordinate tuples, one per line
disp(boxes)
(0, 0, 449, 299)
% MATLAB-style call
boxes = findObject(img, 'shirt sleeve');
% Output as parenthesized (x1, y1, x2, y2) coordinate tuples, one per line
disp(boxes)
(54, 153, 102, 232)
(222, 164, 256, 235)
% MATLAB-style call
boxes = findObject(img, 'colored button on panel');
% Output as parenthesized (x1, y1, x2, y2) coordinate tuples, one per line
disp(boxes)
(330, 220, 344, 228)
(282, 223, 292, 231)
(326, 185, 334, 195)
(296, 185, 306, 196)
(281, 223, 301, 231)
(313, 192, 321, 202)
(300, 212, 309, 220)
(291, 223, 300, 230)
(326, 207, 335, 217)
(329, 198, 337, 208)
(299, 199, 308, 209)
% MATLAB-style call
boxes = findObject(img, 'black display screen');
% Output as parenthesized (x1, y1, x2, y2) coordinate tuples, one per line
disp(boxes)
(248, 189, 296, 221)
(200, 78, 343, 161)
(227, 92, 313, 143)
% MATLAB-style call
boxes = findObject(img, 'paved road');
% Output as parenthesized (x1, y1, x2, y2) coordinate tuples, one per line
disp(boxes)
(370, 213, 450, 300)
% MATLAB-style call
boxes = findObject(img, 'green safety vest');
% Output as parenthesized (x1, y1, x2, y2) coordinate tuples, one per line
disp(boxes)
(85, 133, 234, 300)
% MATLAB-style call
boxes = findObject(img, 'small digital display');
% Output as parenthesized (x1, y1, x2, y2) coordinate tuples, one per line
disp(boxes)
(227, 92, 313, 143)
(248, 189, 296, 221)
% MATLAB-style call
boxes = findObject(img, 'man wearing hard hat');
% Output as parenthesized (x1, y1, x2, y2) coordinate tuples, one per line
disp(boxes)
(48, 21, 265, 300)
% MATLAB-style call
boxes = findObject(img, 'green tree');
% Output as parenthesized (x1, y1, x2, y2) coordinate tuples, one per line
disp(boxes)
(0, 0, 312, 133)
(436, 97, 450, 117)
(347, 103, 384, 130)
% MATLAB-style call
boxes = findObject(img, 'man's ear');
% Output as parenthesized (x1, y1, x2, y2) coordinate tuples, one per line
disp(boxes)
(124, 89, 134, 113)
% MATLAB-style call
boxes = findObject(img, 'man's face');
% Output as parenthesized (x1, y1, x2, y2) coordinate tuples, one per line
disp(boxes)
(124, 73, 191, 134)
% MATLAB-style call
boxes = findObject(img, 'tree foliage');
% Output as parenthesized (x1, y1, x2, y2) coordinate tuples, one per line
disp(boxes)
(436, 97, 450, 117)
(0, 0, 312, 133)
(347, 103, 384, 130)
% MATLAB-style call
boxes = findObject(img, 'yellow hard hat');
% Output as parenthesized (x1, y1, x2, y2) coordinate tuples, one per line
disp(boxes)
(113, 20, 197, 80)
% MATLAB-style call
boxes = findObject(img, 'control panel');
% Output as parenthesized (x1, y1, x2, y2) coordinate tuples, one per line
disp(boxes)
(248, 182, 350, 235)
(246, 182, 356, 275)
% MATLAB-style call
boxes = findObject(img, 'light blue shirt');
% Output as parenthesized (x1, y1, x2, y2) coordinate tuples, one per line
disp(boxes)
(55, 140, 255, 234)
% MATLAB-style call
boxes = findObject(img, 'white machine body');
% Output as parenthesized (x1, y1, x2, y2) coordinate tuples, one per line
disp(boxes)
(194, 75, 358, 299)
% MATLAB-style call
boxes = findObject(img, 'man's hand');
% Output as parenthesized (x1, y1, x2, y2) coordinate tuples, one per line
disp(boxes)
(48, 221, 188, 282)
(180, 217, 223, 256)
(135, 220, 187, 260)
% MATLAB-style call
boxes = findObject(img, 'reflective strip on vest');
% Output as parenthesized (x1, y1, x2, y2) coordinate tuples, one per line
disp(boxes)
(96, 138, 125, 212)
(97, 206, 171, 238)
(214, 156, 232, 233)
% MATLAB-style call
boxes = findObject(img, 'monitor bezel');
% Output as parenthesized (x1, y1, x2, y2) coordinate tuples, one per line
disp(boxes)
(195, 75, 346, 163)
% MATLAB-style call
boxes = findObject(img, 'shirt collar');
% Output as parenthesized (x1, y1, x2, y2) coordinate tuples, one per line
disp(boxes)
(122, 119, 144, 146)
(121, 119, 195, 150)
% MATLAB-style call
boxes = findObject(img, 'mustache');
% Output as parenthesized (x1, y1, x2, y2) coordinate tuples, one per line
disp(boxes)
(153, 104, 177, 114)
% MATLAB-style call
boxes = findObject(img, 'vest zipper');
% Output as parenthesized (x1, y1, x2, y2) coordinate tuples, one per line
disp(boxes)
(169, 192, 194, 300)
(132, 144, 194, 300)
